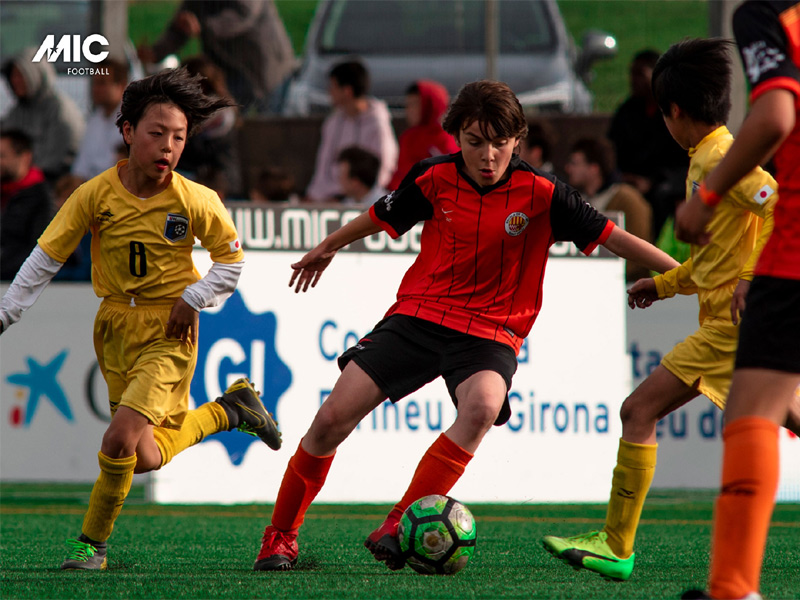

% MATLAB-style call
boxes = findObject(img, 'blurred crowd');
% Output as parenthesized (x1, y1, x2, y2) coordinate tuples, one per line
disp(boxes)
(1, 0, 691, 283)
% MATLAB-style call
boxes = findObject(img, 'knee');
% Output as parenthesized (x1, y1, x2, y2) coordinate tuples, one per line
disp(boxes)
(620, 394, 641, 427)
(100, 428, 138, 458)
(458, 399, 500, 433)
(307, 402, 349, 447)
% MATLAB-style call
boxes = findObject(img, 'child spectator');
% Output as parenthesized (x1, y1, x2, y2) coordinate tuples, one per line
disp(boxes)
(387, 80, 458, 190)
(336, 146, 385, 206)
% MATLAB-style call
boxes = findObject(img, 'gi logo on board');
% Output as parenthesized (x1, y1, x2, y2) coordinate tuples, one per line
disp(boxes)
(191, 291, 291, 465)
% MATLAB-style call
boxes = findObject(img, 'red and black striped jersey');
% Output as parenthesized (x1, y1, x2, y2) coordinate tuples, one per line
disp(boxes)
(368, 153, 614, 354)
(734, 0, 800, 280)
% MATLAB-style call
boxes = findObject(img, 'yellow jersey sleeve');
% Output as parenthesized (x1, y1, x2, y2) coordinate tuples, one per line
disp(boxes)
(186, 184, 244, 265)
(38, 182, 94, 263)
(654, 258, 697, 298)
(725, 166, 777, 281)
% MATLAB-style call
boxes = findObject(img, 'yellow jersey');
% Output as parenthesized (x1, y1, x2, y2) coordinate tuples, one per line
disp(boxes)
(654, 126, 777, 325)
(38, 161, 244, 300)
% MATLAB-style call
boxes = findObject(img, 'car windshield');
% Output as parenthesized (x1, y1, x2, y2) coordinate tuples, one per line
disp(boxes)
(317, 0, 554, 55)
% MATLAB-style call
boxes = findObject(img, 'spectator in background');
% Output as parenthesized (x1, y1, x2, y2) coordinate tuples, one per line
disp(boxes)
(565, 137, 652, 281)
(178, 55, 242, 199)
(138, 0, 296, 115)
(519, 120, 556, 174)
(1, 47, 85, 185)
(387, 80, 458, 191)
(250, 166, 297, 203)
(71, 58, 129, 181)
(0, 130, 54, 281)
(336, 146, 386, 206)
(608, 49, 688, 239)
(305, 60, 398, 203)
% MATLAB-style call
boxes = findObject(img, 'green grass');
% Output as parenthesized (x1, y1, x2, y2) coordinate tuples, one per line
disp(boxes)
(2, 484, 799, 599)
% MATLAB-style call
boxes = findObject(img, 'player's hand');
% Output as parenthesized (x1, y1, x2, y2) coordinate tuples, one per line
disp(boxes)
(627, 277, 659, 310)
(675, 195, 715, 246)
(730, 278, 750, 325)
(166, 298, 199, 344)
(289, 246, 337, 293)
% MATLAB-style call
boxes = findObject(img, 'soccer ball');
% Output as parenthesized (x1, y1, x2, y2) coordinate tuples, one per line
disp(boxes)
(398, 494, 476, 575)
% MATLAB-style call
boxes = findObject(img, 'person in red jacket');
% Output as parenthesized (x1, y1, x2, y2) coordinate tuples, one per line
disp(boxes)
(388, 80, 459, 190)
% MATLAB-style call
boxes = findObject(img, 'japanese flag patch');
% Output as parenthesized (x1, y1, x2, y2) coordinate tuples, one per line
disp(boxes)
(229, 239, 242, 253)
(753, 184, 774, 205)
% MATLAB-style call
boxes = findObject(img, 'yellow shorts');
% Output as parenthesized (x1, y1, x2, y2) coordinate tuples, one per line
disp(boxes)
(93, 297, 197, 430)
(661, 319, 738, 409)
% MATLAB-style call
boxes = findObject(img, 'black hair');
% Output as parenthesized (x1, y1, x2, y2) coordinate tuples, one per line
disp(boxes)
(329, 60, 369, 98)
(652, 38, 733, 125)
(0, 128, 33, 154)
(115, 66, 236, 144)
(632, 49, 661, 70)
(337, 146, 380, 188)
(442, 80, 528, 141)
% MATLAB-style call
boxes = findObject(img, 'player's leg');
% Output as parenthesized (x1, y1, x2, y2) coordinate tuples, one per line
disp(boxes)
(253, 361, 386, 571)
(543, 365, 698, 581)
(708, 369, 798, 600)
(61, 406, 150, 570)
(366, 368, 510, 570)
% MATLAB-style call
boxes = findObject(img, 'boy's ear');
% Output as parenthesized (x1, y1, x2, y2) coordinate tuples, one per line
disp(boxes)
(669, 102, 682, 120)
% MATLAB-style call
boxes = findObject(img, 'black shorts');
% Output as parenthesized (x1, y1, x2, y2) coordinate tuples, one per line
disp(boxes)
(338, 314, 518, 425)
(735, 276, 800, 373)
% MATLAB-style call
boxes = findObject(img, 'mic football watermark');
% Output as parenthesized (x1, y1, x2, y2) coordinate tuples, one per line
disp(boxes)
(32, 34, 110, 75)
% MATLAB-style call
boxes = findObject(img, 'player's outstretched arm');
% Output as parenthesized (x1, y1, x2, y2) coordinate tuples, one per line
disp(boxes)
(289, 211, 383, 293)
(676, 88, 795, 245)
(0, 245, 64, 335)
(601, 226, 680, 275)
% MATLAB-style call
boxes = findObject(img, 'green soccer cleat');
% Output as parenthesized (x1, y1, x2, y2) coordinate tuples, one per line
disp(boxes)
(217, 377, 282, 450)
(542, 530, 635, 581)
(60, 538, 107, 570)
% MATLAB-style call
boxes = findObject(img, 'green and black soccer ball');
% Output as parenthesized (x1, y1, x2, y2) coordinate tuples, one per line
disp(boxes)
(398, 494, 476, 575)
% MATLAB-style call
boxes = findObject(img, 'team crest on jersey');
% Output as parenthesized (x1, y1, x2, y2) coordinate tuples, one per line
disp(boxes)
(504, 212, 529, 237)
(164, 213, 189, 242)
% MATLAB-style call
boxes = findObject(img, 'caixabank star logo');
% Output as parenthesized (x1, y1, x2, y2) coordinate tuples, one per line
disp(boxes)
(191, 291, 291, 465)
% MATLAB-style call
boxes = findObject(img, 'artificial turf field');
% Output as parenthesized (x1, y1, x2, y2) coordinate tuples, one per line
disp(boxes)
(1, 485, 798, 600)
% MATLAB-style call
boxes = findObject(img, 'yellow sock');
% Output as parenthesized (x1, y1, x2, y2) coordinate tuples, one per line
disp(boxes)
(152, 402, 228, 467)
(603, 438, 657, 558)
(81, 452, 137, 542)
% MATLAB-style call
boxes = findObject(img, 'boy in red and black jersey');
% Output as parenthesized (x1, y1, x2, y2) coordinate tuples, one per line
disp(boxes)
(253, 80, 679, 572)
(677, 2, 800, 599)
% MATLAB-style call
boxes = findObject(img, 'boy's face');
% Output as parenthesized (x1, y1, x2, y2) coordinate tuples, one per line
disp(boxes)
(336, 161, 358, 196)
(123, 102, 187, 184)
(456, 120, 518, 186)
(564, 151, 593, 192)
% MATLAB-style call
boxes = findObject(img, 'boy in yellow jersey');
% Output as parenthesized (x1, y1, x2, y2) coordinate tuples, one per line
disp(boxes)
(0, 67, 282, 570)
(542, 38, 800, 581)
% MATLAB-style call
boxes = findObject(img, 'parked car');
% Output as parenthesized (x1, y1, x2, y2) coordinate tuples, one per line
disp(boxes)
(281, 0, 617, 116)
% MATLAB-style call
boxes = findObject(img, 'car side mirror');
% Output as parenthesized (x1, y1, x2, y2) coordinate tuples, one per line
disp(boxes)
(576, 30, 617, 84)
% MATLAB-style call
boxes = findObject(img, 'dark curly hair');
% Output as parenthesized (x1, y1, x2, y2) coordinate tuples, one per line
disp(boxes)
(116, 66, 236, 144)
(443, 80, 528, 142)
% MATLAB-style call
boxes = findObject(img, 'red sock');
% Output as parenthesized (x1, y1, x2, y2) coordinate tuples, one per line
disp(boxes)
(271, 441, 334, 531)
(385, 433, 473, 525)
(709, 417, 779, 600)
